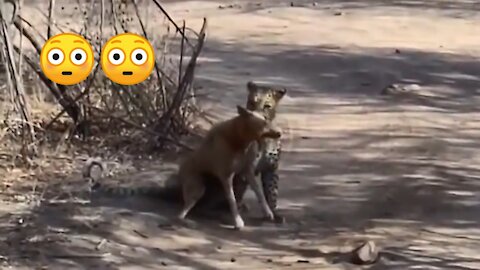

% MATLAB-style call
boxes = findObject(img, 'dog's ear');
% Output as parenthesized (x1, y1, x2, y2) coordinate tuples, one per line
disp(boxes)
(274, 87, 287, 101)
(237, 105, 252, 117)
(246, 81, 257, 93)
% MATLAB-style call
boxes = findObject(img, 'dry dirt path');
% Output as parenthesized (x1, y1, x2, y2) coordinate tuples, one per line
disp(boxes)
(3, 1, 480, 269)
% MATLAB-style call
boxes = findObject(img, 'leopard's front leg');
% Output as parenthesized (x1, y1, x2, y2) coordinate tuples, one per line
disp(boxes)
(245, 165, 275, 221)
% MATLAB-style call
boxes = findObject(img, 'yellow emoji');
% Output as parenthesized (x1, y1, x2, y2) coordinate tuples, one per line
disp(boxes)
(101, 33, 155, 85)
(40, 33, 94, 85)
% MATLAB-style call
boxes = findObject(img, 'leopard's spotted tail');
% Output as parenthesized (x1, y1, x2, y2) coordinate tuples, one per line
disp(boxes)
(82, 157, 180, 200)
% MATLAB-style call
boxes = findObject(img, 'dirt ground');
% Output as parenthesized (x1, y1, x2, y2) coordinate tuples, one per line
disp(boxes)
(2, 0, 480, 269)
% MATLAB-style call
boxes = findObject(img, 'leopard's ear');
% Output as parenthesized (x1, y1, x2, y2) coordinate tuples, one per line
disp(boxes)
(247, 81, 257, 93)
(274, 87, 287, 101)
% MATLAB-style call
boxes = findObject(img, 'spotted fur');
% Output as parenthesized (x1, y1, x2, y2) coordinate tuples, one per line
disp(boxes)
(82, 157, 179, 199)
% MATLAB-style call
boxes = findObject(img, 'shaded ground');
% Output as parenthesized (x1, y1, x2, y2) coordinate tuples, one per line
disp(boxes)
(2, 0, 480, 269)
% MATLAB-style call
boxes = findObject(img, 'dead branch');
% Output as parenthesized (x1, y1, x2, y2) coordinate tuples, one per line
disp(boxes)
(3, 0, 205, 162)
(13, 15, 82, 125)
(44, 63, 100, 131)
(151, 0, 193, 48)
(47, 0, 55, 39)
(0, 8, 35, 146)
(86, 104, 192, 150)
(131, 0, 167, 110)
(158, 18, 207, 136)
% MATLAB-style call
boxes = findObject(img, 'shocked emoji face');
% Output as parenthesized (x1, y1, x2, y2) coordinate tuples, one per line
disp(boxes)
(40, 33, 94, 85)
(100, 33, 155, 85)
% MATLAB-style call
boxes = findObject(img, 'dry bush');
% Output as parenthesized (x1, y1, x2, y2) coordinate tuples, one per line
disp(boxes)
(0, 0, 207, 172)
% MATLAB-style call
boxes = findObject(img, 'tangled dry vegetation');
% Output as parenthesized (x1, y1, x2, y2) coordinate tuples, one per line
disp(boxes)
(0, 0, 207, 198)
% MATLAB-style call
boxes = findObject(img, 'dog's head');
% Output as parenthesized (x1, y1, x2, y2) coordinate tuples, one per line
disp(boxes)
(236, 105, 281, 139)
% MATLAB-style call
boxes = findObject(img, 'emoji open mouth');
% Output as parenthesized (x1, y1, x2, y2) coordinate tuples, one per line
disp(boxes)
(122, 71, 133, 75)
(62, 71, 73, 75)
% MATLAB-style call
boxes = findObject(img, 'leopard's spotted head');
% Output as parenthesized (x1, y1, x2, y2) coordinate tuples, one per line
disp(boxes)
(246, 81, 287, 121)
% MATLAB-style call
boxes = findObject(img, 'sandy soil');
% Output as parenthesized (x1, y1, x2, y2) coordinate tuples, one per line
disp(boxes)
(2, 0, 480, 269)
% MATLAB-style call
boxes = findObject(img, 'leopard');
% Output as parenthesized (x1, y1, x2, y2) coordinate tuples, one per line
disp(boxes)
(199, 81, 287, 220)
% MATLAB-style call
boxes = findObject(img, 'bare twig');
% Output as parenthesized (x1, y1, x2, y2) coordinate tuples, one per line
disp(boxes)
(178, 20, 185, 88)
(13, 15, 82, 124)
(151, 0, 193, 48)
(0, 8, 35, 145)
(16, 0, 23, 72)
(19, 16, 46, 41)
(47, 0, 55, 39)
(86, 105, 192, 150)
(44, 62, 100, 130)
(31, 7, 77, 34)
(100, 0, 105, 40)
(13, 15, 42, 55)
(110, 0, 120, 35)
(133, 229, 148, 238)
(131, 0, 167, 110)
(159, 18, 207, 135)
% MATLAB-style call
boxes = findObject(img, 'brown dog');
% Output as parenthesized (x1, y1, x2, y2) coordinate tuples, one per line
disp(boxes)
(177, 105, 281, 229)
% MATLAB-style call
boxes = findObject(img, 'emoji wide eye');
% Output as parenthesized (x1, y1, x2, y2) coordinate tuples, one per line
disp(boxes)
(70, 48, 87, 65)
(47, 48, 64, 65)
(108, 48, 125, 65)
(131, 48, 147, 65)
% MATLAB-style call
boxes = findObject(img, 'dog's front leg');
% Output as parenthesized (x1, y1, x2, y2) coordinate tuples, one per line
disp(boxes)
(221, 173, 245, 230)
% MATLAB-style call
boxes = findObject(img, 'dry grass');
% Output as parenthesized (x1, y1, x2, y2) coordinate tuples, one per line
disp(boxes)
(0, 0, 206, 195)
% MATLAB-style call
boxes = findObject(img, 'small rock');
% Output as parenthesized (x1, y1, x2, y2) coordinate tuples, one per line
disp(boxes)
(312, 2, 318, 6)
(407, 84, 421, 91)
(334, 11, 343, 16)
(381, 83, 421, 96)
(161, 262, 167, 266)
(14, 195, 26, 202)
(290, 2, 294, 7)
(395, 49, 401, 54)
(297, 259, 310, 263)
(230, 258, 236, 262)
(350, 240, 380, 265)
(266, 258, 273, 263)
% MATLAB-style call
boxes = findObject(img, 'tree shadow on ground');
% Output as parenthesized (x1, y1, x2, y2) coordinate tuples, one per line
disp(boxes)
(162, 0, 480, 19)
(198, 40, 480, 113)
(2, 39, 480, 269)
